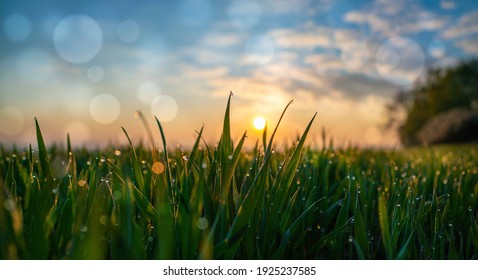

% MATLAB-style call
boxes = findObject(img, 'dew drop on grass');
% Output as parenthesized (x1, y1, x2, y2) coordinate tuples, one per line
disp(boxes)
(397, 203, 401, 207)
(228, 155, 233, 160)
(201, 162, 207, 169)
(99, 215, 107, 226)
(114, 150, 121, 156)
(468, 206, 472, 212)
(80, 226, 88, 233)
(3, 199, 15, 211)
(148, 236, 154, 242)
(196, 217, 209, 230)
(348, 236, 353, 243)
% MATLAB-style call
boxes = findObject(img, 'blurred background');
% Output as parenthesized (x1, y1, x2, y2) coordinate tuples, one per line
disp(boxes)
(0, 0, 477, 149)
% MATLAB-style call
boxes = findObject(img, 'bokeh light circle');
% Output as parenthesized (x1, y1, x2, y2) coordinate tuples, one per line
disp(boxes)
(137, 81, 161, 105)
(117, 20, 140, 43)
(0, 107, 25, 136)
(3, 13, 31, 42)
(228, 0, 262, 30)
(87, 65, 105, 82)
(151, 95, 178, 123)
(89, 94, 120, 124)
(376, 36, 425, 86)
(340, 41, 370, 69)
(244, 35, 275, 64)
(53, 14, 103, 64)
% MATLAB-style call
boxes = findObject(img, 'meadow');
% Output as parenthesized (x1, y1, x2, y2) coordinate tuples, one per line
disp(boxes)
(1, 94, 477, 259)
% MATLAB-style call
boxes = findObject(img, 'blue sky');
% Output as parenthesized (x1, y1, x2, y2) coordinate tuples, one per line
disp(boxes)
(0, 0, 477, 148)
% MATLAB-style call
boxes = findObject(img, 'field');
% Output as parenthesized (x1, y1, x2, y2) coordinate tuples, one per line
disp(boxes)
(1, 95, 477, 260)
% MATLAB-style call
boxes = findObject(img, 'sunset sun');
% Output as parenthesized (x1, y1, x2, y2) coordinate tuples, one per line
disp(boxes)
(253, 116, 266, 130)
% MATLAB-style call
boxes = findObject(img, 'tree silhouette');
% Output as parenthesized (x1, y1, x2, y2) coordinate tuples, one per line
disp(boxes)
(387, 59, 478, 146)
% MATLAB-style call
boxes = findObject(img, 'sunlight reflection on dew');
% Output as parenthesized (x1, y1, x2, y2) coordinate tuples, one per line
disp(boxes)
(87, 65, 105, 82)
(0, 107, 25, 136)
(3, 13, 31, 42)
(340, 41, 369, 69)
(117, 20, 140, 43)
(244, 35, 274, 64)
(89, 94, 120, 124)
(151, 95, 178, 122)
(53, 14, 103, 64)
(137, 81, 161, 105)
(151, 162, 165, 175)
(376, 36, 425, 86)
(64, 121, 91, 143)
(228, 0, 262, 29)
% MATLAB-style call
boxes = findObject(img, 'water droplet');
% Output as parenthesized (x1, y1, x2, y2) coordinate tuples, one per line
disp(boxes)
(52, 188, 58, 194)
(256, 235, 260, 240)
(397, 203, 401, 207)
(114, 149, 122, 156)
(228, 155, 233, 160)
(3, 199, 16, 211)
(201, 162, 207, 169)
(348, 236, 353, 242)
(99, 215, 107, 225)
(468, 206, 473, 212)
(196, 217, 209, 230)
(148, 236, 154, 242)
(80, 226, 88, 233)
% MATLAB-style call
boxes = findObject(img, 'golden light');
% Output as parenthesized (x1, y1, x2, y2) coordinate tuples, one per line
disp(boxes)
(253, 116, 266, 130)
(151, 161, 165, 175)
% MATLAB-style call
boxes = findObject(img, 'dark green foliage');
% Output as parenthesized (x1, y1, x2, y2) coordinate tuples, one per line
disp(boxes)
(388, 59, 478, 145)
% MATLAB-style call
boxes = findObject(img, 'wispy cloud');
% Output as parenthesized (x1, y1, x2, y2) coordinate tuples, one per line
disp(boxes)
(442, 11, 478, 39)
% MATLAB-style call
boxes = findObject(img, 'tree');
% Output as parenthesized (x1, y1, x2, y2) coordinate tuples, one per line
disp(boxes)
(387, 59, 478, 146)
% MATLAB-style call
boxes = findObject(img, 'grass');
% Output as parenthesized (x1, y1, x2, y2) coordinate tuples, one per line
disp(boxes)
(0, 93, 477, 259)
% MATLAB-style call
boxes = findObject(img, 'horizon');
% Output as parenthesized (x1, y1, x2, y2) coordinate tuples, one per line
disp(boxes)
(1, 0, 477, 149)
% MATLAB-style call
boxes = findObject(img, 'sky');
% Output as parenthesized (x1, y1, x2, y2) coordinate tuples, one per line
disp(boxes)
(0, 0, 477, 149)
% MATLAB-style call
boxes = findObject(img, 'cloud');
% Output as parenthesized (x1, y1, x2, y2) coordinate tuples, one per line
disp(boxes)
(262, 0, 325, 15)
(344, 3, 448, 37)
(440, 1, 456, 10)
(456, 38, 478, 54)
(269, 27, 333, 49)
(442, 11, 478, 38)
(344, 11, 391, 34)
(200, 33, 245, 47)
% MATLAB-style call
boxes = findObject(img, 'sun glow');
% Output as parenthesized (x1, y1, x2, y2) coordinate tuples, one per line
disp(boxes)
(253, 116, 266, 130)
